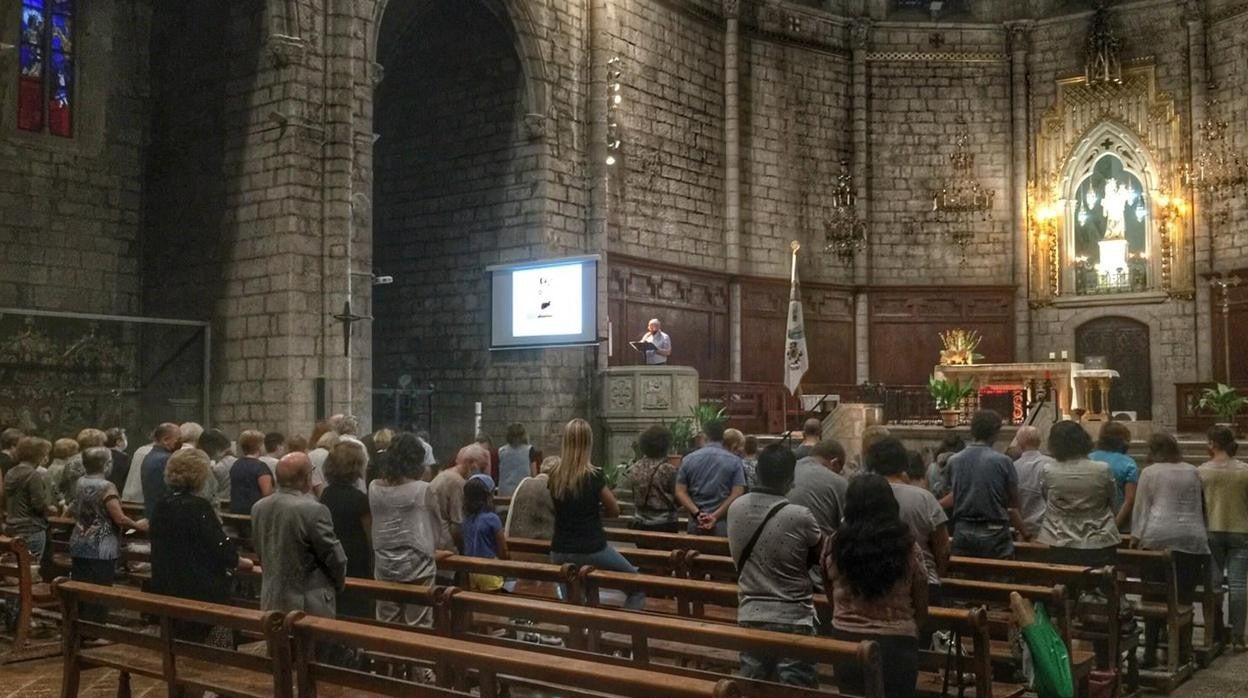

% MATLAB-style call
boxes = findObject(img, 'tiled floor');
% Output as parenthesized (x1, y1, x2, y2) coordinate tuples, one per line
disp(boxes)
(0, 658, 161, 698)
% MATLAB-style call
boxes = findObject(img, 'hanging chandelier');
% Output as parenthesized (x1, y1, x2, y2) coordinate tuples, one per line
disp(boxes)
(1182, 92, 1248, 202)
(823, 161, 866, 266)
(929, 120, 995, 256)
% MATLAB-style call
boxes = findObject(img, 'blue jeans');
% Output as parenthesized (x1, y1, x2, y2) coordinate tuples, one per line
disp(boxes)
(1209, 532, 1248, 642)
(551, 546, 646, 610)
(738, 621, 818, 687)
(951, 522, 1014, 559)
(18, 530, 47, 561)
(831, 628, 918, 698)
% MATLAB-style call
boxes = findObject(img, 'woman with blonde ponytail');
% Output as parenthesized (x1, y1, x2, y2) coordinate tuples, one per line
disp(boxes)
(548, 418, 645, 609)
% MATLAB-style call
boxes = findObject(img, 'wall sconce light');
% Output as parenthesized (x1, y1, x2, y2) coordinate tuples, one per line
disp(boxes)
(606, 57, 623, 166)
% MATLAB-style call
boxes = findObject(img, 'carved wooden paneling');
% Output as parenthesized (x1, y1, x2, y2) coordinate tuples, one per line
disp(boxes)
(607, 256, 855, 384)
(868, 287, 1015, 385)
(1075, 316, 1152, 419)
(740, 278, 855, 385)
(1210, 269, 1248, 386)
(607, 257, 731, 380)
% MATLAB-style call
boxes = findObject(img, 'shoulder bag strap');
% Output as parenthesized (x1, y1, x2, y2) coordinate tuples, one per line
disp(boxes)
(733, 500, 789, 573)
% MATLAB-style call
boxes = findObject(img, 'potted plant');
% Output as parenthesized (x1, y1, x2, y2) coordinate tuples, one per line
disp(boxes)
(668, 416, 695, 460)
(1199, 383, 1246, 426)
(929, 375, 974, 428)
(690, 400, 727, 432)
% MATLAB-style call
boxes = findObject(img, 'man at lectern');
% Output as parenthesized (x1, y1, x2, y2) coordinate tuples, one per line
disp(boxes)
(640, 318, 672, 365)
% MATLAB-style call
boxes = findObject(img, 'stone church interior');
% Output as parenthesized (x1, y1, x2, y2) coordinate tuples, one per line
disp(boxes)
(2, 0, 1248, 695)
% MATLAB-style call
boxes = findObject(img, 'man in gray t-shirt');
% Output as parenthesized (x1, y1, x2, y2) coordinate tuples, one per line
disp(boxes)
(786, 439, 848, 534)
(728, 444, 823, 687)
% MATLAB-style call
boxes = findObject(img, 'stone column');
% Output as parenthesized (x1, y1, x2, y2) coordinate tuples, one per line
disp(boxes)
(1186, 0, 1214, 381)
(724, 0, 743, 382)
(1007, 21, 1033, 362)
(850, 18, 871, 383)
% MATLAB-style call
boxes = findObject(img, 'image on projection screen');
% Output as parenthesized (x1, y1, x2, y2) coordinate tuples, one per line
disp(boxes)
(511, 263, 583, 337)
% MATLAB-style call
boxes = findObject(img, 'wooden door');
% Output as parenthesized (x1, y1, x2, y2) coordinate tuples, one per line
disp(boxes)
(1075, 317, 1152, 419)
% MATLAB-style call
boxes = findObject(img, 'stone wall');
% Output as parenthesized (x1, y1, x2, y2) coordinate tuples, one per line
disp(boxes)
(741, 37, 852, 281)
(607, 0, 726, 272)
(1206, 4, 1248, 271)
(371, 0, 592, 454)
(0, 0, 149, 315)
(864, 24, 1013, 285)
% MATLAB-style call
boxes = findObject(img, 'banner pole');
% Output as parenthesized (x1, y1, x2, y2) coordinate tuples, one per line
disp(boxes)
(790, 240, 800, 285)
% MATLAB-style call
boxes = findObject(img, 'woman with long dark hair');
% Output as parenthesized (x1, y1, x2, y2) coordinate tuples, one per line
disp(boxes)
(823, 473, 927, 698)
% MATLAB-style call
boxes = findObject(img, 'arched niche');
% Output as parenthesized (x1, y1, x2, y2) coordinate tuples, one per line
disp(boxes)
(1057, 122, 1160, 297)
(1029, 63, 1192, 304)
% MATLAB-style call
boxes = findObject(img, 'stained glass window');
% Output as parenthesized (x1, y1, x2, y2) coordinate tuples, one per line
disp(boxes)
(17, 0, 74, 137)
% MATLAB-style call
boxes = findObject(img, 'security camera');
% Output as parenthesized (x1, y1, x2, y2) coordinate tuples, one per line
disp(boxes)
(373, 275, 394, 286)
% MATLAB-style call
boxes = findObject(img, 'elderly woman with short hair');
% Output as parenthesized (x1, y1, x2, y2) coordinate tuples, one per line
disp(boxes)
(69, 447, 147, 623)
(3, 437, 56, 560)
(150, 448, 252, 642)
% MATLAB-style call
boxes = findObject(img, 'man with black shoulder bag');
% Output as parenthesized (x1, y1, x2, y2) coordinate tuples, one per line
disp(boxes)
(727, 444, 824, 687)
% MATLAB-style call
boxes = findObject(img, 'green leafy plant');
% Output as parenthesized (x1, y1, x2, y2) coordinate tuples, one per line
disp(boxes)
(1199, 383, 1246, 423)
(690, 400, 727, 431)
(601, 460, 628, 491)
(928, 375, 974, 411)
(668, 417, 696, 454)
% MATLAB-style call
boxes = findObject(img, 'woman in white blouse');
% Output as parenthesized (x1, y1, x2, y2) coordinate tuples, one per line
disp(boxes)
(1132, 432, 1209, 667)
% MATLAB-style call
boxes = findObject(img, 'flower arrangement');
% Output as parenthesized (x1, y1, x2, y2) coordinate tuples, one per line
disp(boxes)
(939, 329, 984, 366)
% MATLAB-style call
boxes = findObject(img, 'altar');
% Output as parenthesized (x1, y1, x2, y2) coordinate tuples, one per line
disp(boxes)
(935, 362, 1119, 422)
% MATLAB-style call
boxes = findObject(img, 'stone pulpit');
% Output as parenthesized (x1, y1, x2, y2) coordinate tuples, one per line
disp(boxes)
(599, 366, 700, 469)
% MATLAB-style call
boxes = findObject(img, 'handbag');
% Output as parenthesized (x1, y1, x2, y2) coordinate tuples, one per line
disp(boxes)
(629, 461, 675, 530)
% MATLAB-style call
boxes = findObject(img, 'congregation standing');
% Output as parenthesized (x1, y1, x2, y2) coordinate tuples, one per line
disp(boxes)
(3, 407, 1248, 696)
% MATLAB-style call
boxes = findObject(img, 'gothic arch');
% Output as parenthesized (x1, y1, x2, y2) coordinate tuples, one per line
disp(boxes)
(1058, 119, 1163, 294)
(368, 0, 550, 125)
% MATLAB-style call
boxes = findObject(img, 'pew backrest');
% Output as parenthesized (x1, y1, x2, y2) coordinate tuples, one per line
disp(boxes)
(55, 579, 290, 698)
(285, 611, 741, 698)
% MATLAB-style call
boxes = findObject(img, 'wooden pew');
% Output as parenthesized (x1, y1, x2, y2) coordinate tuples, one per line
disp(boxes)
(440, 588, 883, 698)
(285, 611, 743, 698)
(240, 569, 880, 698)
(575, 568, 1017, 698)
(0, 535, 61, 663)
(1117, 549, 1196, 693)
(946, 556, 1133, 690)
(605, 527, 731, 556)
(683, 548, 1094, 696)
(54, 579, 291, 698)
(1012, 542, 1189, 692)
(507, 536, 686, 576)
